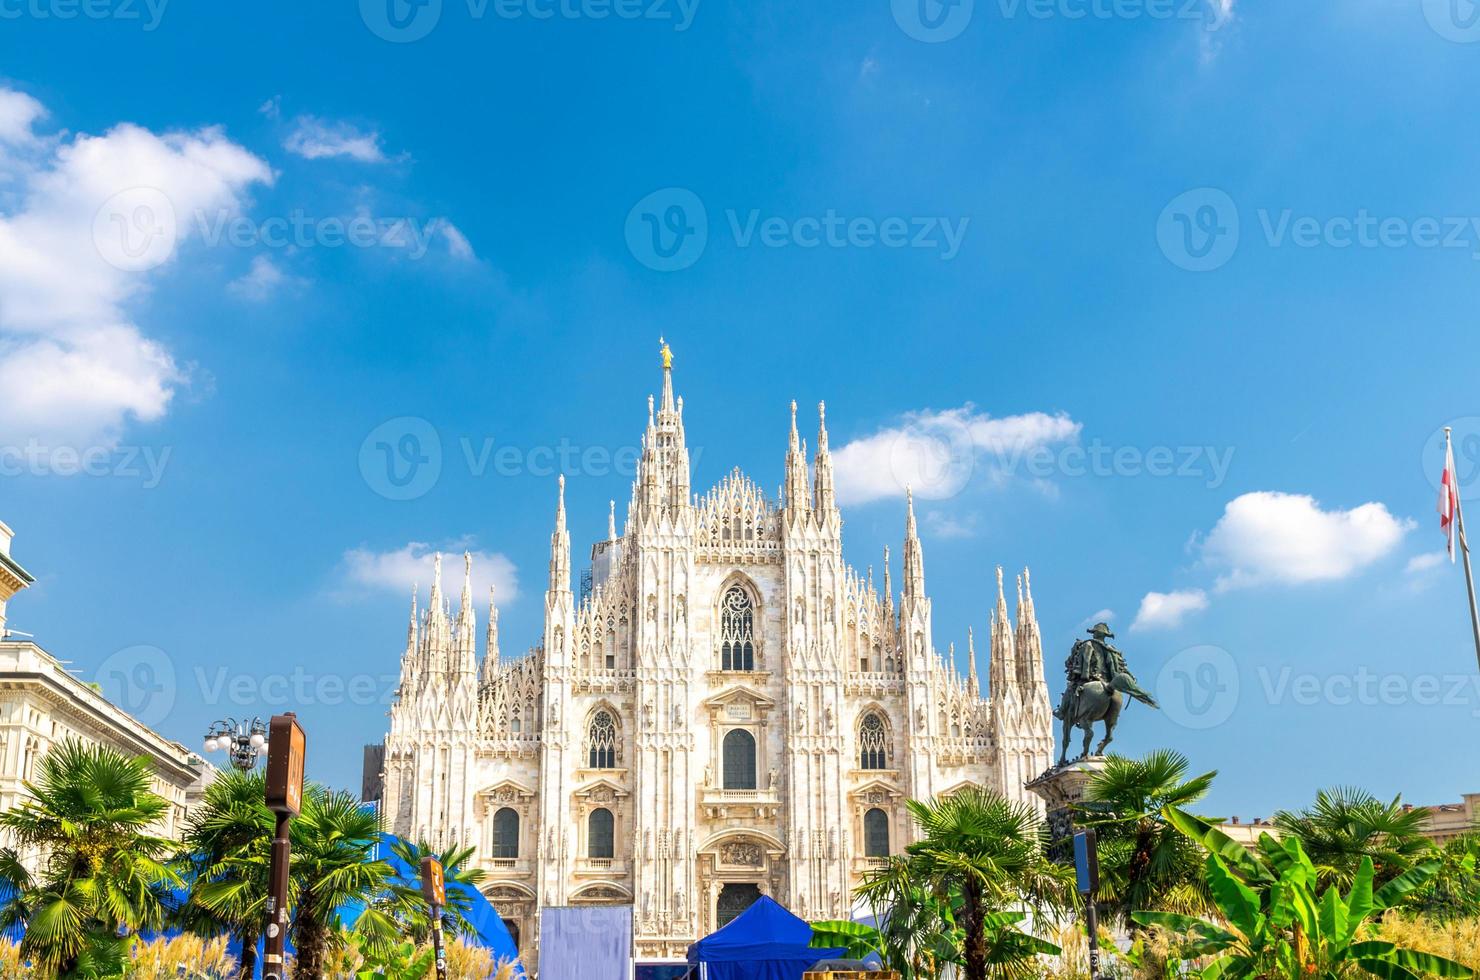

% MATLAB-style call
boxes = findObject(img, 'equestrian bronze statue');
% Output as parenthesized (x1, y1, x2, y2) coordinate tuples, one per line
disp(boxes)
(1053, 623, 1158, 766)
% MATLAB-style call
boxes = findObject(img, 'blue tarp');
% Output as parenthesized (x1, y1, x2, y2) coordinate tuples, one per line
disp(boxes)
(686, 896, 844, 980)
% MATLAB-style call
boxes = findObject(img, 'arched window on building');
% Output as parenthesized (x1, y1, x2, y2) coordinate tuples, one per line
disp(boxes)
(588, 807, 614, 859)
(722, 729, 757, 790)
(718, 586, 756, 671)
(864, 808, 890, 857)
(587, 710, 618, 769)
(859, 712, 889, 770)
(492, 807, 520, 858)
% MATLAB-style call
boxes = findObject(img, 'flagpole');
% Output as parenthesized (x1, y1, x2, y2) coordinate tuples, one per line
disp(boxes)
(1447, 428, 1480, 674)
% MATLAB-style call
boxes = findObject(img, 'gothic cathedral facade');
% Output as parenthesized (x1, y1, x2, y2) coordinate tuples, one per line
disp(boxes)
(375, 353, 1055, 963)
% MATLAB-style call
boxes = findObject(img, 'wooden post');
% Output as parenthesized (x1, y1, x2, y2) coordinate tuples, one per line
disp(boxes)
(262, 713, 306, 980)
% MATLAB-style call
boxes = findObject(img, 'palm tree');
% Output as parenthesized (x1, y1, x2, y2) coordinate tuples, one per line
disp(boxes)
(852, 856, 964, 980)
(178, 769, 275, 979)
(0, 740, 182, 976)
(1076, 750, 1217, 927)
(1273, 786, 1435, 890)
(875, 787, 1072, 980)
(289, 787, 392, 980)
(356, 838, 488, 954)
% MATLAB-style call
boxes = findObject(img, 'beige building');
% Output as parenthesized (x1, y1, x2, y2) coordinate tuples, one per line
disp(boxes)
(1413, 794, 1479, 846)
(0, 521, 211, 851)
(373, 351, 1057, 963)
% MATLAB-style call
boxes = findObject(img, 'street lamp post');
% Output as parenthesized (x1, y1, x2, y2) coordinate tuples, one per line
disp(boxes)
(203, 717, 269, 771)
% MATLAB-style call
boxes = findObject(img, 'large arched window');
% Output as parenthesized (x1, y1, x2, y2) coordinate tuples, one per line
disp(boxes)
(588, 807, 615, 859)
(859, 712, 889, 770)
(587, 710, 618, 769)
(719, 586, 756, 671)
(864, 808, 890, 857)
(722, 729, 757, 790)
(493, 807, 520, 858)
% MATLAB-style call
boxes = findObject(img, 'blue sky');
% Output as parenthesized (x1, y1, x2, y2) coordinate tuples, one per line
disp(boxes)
(3, 0, 1480, 816)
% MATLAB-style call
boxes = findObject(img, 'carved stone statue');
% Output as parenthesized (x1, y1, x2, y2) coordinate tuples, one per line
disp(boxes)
(1054, 623, 1158, 765)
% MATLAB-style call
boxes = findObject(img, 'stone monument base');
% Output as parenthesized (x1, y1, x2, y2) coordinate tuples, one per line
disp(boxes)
(1026, 756, 1108, 856)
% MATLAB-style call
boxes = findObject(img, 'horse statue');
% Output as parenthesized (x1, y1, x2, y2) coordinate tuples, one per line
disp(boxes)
(1054, 623, 1158, 766)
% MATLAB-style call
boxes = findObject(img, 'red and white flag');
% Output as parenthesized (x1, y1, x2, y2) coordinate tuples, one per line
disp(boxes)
(1439, 436, 1459, 563)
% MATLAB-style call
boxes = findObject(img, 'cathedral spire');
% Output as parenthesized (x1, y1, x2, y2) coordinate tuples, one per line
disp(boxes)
(990, 565, 1018, 702)
(608, 499, 617, 542)
(481, 585, 501, 687)
(784, 400, 810, 514)
(549, 475, 570, 593)
(407, 584, 418, 650)
(902, 487, 925, 600)
(968, 625, 979, 691)
(813, 401, 836, 516)
(882, 545, 895, 627)
(460, 551, 474, 617)
(659, 336, 676, 413)
(454, 552, 477, 678)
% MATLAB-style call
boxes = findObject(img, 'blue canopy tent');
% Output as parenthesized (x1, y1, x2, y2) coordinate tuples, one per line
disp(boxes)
(686, 896, 844, 980)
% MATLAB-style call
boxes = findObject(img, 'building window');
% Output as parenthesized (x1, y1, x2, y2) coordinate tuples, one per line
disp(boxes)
(722, 729, 757, 790)
(589, 807, 615, 859)
(859, 712, 888, 770)
(864, 808, 890, 857)
(493, 807, 520, 858)
(719, 586, 756, 671)
(588, 711, 618, 769)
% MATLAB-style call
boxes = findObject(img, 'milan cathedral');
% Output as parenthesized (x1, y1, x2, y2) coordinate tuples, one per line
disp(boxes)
(373, 348, 1055, 963)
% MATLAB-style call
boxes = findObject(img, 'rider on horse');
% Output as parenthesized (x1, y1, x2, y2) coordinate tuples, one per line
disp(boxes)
(1054, 623, 1158, 765)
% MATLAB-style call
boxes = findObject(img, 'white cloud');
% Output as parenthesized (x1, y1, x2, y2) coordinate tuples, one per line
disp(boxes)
(1405, 551, 1448, 575)
(440, 220, 475, 260)
(831, 405, 1081, 505)
(1200, 0, 1237, 63)
(1130, 589, 1208, 631)
(1077, 609, 1116, 631)
(337, 542, 519, 606)
(922, 510, 977, 539)
(0, 89, 45, 146)
(284, 116, 388, 163)
(0, 90, 271, 449)
(227, 255, 303, 302)
(1202, 491, 1412, 591)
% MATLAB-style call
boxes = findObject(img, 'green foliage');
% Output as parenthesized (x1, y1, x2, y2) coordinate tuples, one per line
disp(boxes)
(0, 741, 181, 978)
(1135, 806, 1475, 980)
(855, 787, 1071, 980)
(354, 839, 487, 956)
(1406, 833, 1480, 919)
(286, 787, 393, 980)
(177, 770, 274, 979)
(1077, 751, 1218, 928)
(1273, 788, 1436, 891)
(355, 939, 437, 980)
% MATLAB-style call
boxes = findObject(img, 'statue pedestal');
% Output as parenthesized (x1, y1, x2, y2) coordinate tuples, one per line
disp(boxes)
(1026, 757, 1108, 856)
